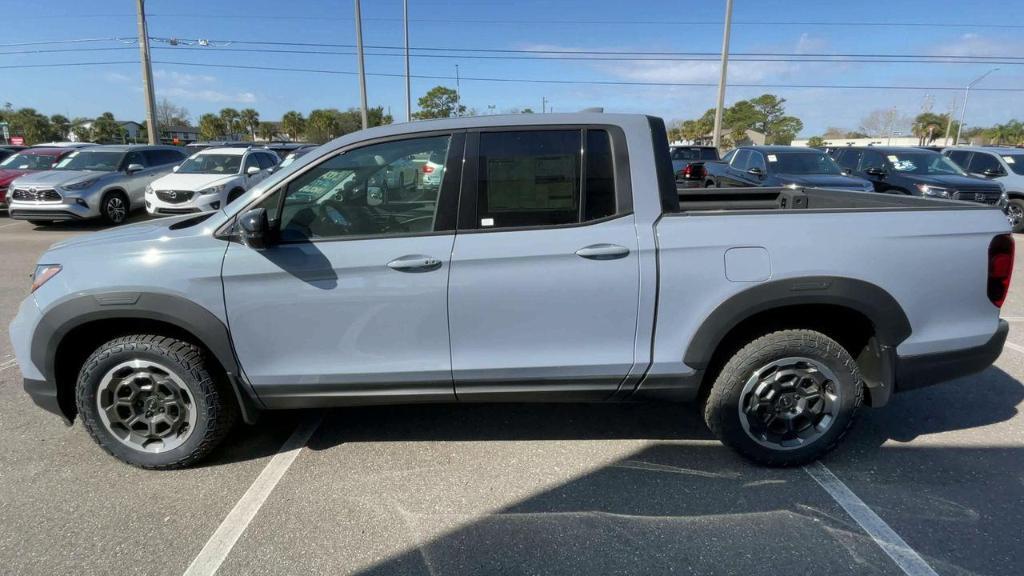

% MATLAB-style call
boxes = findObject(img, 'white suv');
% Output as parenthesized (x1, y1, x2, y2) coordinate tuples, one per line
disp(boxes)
(944, 146, 1024, 232)
(146, 147, 279, 216)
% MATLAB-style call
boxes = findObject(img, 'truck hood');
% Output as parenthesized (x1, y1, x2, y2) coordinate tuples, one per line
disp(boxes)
(779, 174, 873, 190)
(909, 174, 1001, 190)
(150, 172, 238, 191)
(12, 169, 109, 188)
(47, 213, 216, 252)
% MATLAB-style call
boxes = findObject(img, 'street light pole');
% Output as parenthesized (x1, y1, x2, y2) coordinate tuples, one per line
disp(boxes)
(354, 0, 369, 130)
(403, 0, 411, 122)
(956, 67, 999, 145)
(135, 0, 158, 144)
(711, 0, 734, 150)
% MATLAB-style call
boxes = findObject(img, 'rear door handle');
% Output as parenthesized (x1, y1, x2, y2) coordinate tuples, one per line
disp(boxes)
(575, 244, 630, 260)
(387, 254, 443, 272)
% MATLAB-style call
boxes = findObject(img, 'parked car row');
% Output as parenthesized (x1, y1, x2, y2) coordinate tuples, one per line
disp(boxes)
(0, 143, 287, 225)
(676, 143, 1014, 229)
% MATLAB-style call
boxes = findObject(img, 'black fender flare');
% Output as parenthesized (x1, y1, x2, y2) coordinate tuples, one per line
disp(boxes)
(32, 291, 261, 422)
(683, 276, 912, 371)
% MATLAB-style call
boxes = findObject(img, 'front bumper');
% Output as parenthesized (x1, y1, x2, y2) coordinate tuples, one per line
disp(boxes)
(895, 319, 1009, 392)
(8, 198, 96, 221)
(9, 296, 70, 423)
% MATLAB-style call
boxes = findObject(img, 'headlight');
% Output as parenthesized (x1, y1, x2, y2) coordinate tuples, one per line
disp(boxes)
(915, 184, 950, 198)
(145, 185, 154, 195)
(61, 178, 100, 191)
(31, 264, 62, 292)
(198, 184, 226, 195)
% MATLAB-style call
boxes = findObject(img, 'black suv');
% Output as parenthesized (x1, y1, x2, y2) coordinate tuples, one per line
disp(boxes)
(830, 146, 1006, 206)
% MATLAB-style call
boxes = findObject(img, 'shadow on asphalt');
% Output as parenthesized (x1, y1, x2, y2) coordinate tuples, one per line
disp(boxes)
(206, 367, 1022, 575)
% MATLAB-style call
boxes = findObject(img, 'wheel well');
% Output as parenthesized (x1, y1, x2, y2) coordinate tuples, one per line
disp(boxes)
(102, 188, 129, 209)
(53, 318, 231, 422)
(697, 304, 880, 404)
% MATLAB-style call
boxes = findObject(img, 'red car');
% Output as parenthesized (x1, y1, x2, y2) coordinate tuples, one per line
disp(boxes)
(0, 147, 73, 210)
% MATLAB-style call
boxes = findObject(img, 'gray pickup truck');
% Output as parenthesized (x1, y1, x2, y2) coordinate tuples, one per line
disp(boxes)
(8, 113, 1012, 469)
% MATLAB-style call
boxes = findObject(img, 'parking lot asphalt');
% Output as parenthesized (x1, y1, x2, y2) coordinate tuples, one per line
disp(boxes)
(1, 213, 1022, 576)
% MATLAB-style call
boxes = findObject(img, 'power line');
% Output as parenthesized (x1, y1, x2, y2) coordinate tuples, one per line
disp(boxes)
(0, 37, 133, 47)
(6, 59, 1024, 93)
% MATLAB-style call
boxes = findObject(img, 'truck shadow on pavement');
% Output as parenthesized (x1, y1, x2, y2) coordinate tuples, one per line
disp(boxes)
(211, 367, 1022, 576)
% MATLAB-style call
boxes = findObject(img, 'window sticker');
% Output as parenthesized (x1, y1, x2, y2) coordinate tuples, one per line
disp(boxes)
(1004, 156, 1016, 164)
(767, 154, 778, 162)
(892, 160, 917, 172)
(887, 155, 899, 162)
(481, 217, 495, 227)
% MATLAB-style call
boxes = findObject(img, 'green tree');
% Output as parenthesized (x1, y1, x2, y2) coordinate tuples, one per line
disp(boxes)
(198, 113, 227, 141)
(912, 112, 948, 145)
(748, 94, 804, 144)
(306, 108, 342, 144)
(281, 111, 306, 141)
(806, 136, 826, 147)
(413, 86, 465, 120)
(520, 108, 535, 114)
(7, 108, 53, 144)
(219, 108, 240, 138)
(257, 121, 279, 141)
(49, 114, 70, 141)
(90, 112, 123, 143)
(239, 108, 260, 141)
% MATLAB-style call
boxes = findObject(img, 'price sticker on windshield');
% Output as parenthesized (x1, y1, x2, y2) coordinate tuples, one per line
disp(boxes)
(767, 154, 778, 162)
(1004, 156, 1016, 164)
(887, 155, 899, 162)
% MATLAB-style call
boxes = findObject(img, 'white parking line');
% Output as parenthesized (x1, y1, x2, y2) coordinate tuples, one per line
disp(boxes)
(0, 221, 21, 229)
(0, 358, 18, 371)
(1004, 341, 1024, 355)
(182, 413, 323, 576)
(804, 462, 939, 576)
(1001, 317, 1024, 322)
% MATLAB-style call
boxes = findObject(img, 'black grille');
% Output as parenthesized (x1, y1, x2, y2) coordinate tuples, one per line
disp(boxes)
(155, 207, 200, 215)
(953, 189, 1002, 205)
(156, 190, 195, 204)
(12, 188, 61, 202)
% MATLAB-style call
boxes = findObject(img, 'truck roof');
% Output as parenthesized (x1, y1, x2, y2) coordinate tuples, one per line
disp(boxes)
(341, 112, 646, 141)
(738, 145, 825, 153)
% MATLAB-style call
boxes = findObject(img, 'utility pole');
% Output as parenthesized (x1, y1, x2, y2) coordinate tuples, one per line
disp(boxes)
(712, 0, 734, 150)
(542, 96, 548, 114)
(354, 0, 369, 129)
(956, 67, 999, 146)
(454, 64, 461, 117)
(403, 0, 411, 122)
(943, 96, 957, 146)
(135, 0, 158, 144)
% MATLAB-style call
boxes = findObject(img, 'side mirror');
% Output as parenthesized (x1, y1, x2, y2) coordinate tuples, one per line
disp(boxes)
(246, 166, 261, 176)
(840, 168, 853, 176)
(172, 165, 180, 172)
(865, 167, 886, 177)
(238, 207, 269, 250)
(747, 167, 764, 177)
(126, 163, 145, 174)
(983, 168, 1004, 178)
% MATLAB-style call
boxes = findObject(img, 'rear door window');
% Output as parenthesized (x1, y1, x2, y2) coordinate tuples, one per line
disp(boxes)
(967, 152, 1003, 175)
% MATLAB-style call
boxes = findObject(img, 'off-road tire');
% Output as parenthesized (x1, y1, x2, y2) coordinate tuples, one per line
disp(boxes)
(703, 329, 863, 466)
(76, 335, 236, 469)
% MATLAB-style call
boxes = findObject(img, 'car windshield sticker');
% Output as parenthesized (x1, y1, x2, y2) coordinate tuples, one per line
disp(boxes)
(887, 155, 899, 162)
(892, 160, 917, 172)
(1004, 156, 1016, 164)
(767, 154, 778, 162)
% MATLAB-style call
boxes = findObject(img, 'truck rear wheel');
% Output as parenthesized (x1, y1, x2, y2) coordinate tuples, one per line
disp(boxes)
(704, 329, 863, 466)
(76, 335, 236, 469)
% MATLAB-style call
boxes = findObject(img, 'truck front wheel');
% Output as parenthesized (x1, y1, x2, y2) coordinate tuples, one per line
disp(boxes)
(704, 329, 863, 466)
(76, 335, 236, 469)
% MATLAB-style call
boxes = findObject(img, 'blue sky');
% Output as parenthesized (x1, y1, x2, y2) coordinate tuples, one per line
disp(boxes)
(2, 0, 1023, 136)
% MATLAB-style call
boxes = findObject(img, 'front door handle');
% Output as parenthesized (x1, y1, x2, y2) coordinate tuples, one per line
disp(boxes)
(387, 254, 443, 272)
(575, 244, 630, 260)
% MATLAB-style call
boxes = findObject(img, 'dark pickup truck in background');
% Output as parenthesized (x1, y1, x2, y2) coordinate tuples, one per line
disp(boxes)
(688, 146, 874, 192)
(671, 145, 719, 188)
(830, 146, 1008, 208)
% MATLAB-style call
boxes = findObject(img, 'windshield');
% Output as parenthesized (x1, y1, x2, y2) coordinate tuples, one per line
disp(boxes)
(771, 152, 843, 175)
(53, 150, 123, 172)
(0, 153, 58, 170)
(176, 154, 242, 174)
(1001, 154, 1024, 176)
(887, 152, 965, 175)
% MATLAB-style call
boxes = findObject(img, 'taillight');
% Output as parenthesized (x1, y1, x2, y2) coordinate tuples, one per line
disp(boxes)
(988, 234, 1014, 307)
(682, 164, 693, 178)
(422, 164, 434, 174)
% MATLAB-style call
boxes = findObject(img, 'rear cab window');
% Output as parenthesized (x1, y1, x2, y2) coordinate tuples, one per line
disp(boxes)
(469, 128, 620, 230)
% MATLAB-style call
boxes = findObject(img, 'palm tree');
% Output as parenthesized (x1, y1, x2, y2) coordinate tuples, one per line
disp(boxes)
(239, 108, 260, 141)
(219, 108, 240, 139)
(281, 111, 306, 141)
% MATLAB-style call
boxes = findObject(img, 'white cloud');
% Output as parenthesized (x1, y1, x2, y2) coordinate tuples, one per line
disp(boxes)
(932, 33, 1008, 57)
(152, 68, 257, 104)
